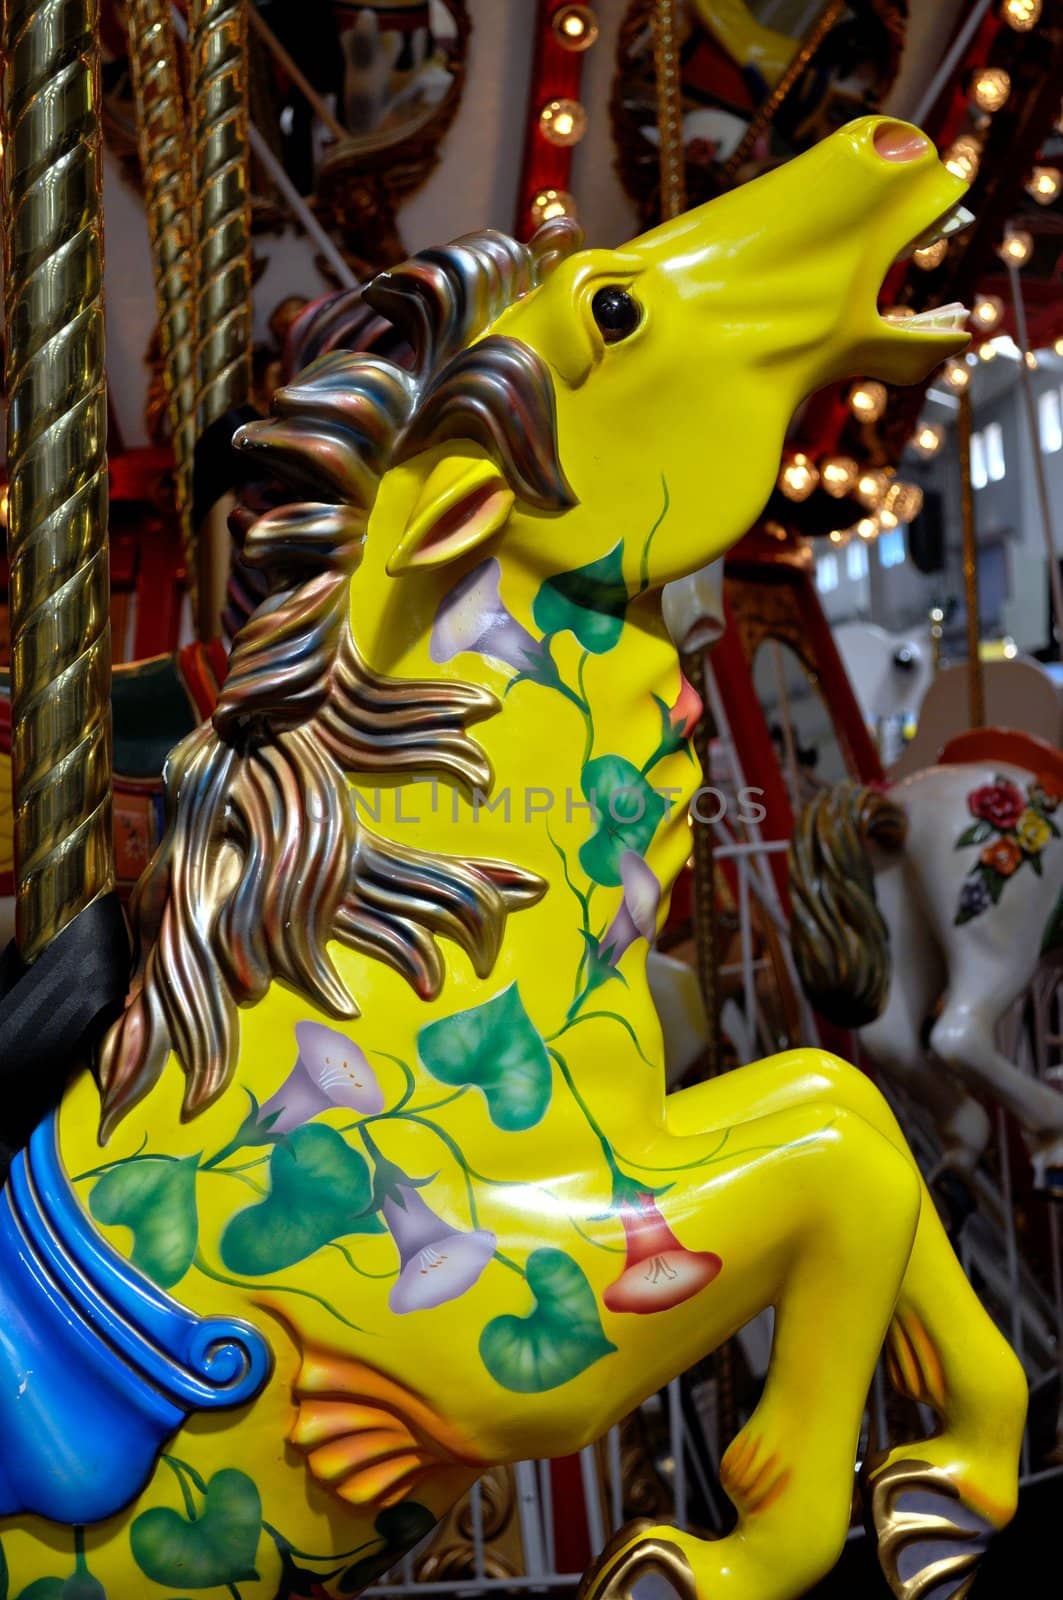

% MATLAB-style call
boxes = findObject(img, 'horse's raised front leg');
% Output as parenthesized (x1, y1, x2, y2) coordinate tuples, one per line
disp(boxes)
(580, 1098, 922, 1600)
(928, 951, 1063, 1189)
(661, 1051, 1027, 1600)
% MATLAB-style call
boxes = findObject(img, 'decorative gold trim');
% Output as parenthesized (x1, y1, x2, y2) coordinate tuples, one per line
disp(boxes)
(126, 0, 198, 590)
(578, 1522, 696, 1600)
(1, 0, 116, 961)
(867, 1458, 992, 1600)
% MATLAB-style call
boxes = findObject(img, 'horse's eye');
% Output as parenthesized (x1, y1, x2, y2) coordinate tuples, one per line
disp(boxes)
(591, 286, 641, 343)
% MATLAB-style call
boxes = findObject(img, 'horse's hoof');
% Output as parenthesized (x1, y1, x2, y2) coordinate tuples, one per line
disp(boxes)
(578, 1520, 697, 1600)
(866, 1458, 995, 1600)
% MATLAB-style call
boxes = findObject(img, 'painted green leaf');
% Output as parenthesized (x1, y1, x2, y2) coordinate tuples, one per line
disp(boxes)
(16, 1580, 106, 1600)
(220, 1124, 383, 1275)
(480, 1248, 616, 1393)
(578, 756, 666, 887)
(338, 1504, 438, 1594)
(955, 820, 993, 848)
(131, 1469, 261, 1590)
(418, 984, 552, 1131)
(89, 1155, 199, 1289)
(532, 543, 629, 654)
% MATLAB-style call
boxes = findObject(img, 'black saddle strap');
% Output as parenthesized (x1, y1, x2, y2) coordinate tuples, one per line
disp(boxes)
(0, 893, 131, 1175)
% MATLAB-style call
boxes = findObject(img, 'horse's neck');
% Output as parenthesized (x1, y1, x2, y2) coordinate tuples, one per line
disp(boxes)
(347, 538, 695, 1128)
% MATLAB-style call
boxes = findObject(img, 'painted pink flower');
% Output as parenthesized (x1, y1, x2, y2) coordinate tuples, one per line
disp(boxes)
(259, 1021, 385, 1133)
(604, 1193, 722, 1315)
(968, 780, 1024, 831)
(383, 1184, 496, 1314)
(599, 851, 661, 967)
(669, 675, 703, 739)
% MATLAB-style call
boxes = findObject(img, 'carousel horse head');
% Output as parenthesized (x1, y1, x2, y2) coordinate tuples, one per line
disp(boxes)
(362, 114, 969, 592)
(96, 116, 969, 1140)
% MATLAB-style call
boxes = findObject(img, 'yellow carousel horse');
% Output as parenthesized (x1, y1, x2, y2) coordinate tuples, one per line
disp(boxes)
(0, 120, 1025, 1600)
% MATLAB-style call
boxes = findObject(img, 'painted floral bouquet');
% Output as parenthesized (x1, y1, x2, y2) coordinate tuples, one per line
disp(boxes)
(953, 773, 1061, 924)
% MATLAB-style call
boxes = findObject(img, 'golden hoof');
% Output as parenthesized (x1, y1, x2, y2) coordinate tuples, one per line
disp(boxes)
(578, 1521, 698, 1600)
(867, 1458, 994, 1600)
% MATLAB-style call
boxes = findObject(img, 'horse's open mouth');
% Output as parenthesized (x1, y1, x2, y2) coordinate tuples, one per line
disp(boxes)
(878, 200, 974, 337)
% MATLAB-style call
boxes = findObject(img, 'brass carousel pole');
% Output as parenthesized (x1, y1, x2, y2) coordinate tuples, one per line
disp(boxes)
(188, 0, 253, 637)
(125, 0, 198, 602)
(1, 0, 115, 962)
(956, 390, 985, 729)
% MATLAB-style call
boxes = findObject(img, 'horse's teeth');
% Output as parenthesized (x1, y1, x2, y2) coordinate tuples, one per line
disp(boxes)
(895, 203, 975, 261)
(883, 301, 969, 332)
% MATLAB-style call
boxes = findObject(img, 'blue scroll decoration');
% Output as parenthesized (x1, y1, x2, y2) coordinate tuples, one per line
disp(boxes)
(0, 1115, 271, 1524)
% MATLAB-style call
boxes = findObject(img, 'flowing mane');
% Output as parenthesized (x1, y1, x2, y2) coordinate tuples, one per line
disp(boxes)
(97, 219, 583, 1138)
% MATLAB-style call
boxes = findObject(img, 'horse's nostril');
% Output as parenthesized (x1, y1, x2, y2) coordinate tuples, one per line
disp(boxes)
(873, 122, 931, 163)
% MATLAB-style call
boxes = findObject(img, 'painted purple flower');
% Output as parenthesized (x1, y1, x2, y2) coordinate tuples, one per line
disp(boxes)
(259, 1021, 385, 1133)
(600, 851, 661, 966)
(383, 1183, 496, 1314)
(955, 874, 992, 925)
(431, 557, 552, 680)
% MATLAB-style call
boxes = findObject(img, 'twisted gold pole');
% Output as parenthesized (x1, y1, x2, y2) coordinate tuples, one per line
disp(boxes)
(189, 0, 252, 636)
(651, 0, 687, 220)
(1, 0, 115, 963)
(126, 0, 198, 594)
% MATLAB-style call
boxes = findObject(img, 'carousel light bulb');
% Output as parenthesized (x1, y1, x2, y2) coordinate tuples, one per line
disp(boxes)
(998, 227, 1033, 266)
(778, 452, 819, 501)
(970, 67, 1011, 113)
(820, 455, 858, 497)
(1027, 166, 1062, 204)
(979, 341, 998, 360)
(828, 528, 848, 545)
(530, 188, 576, 225)
(943, 357, 971, 392)
(552, 4, 599, 50)
(878, 508, 900, 531)
(943, 136, 981, 184)
(857, 468, 890, 507)
(891, 482, 924, 522)
(1001, 0, 1041, 29)
(913, 238, 948, 270)
(972, 293, 1004, 332)
(1025, 350, 1039, 369)
(913, 422, 945, 458)
(850, 380, 887, 423)
(1055, 337, 1063, 356)
(857, 516, 880, 541)
(539, 98, 588, 146)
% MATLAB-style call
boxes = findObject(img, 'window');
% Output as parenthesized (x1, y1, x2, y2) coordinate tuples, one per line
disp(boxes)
(878, 528, 905, 568)
(985, 421, 1005, 482)
(1039, 388, 1062, 454)
(816, 554, 839, 593)
(970, 431, 988, 490)
(846, 540, 868, 580)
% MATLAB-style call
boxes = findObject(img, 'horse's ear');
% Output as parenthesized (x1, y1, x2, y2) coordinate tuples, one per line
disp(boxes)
(387, 454, 515, 575)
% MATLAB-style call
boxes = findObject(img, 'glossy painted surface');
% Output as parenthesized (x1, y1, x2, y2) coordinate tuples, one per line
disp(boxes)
(0, 121, 1026, 1600)
(856, 761, 1063, 1182)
